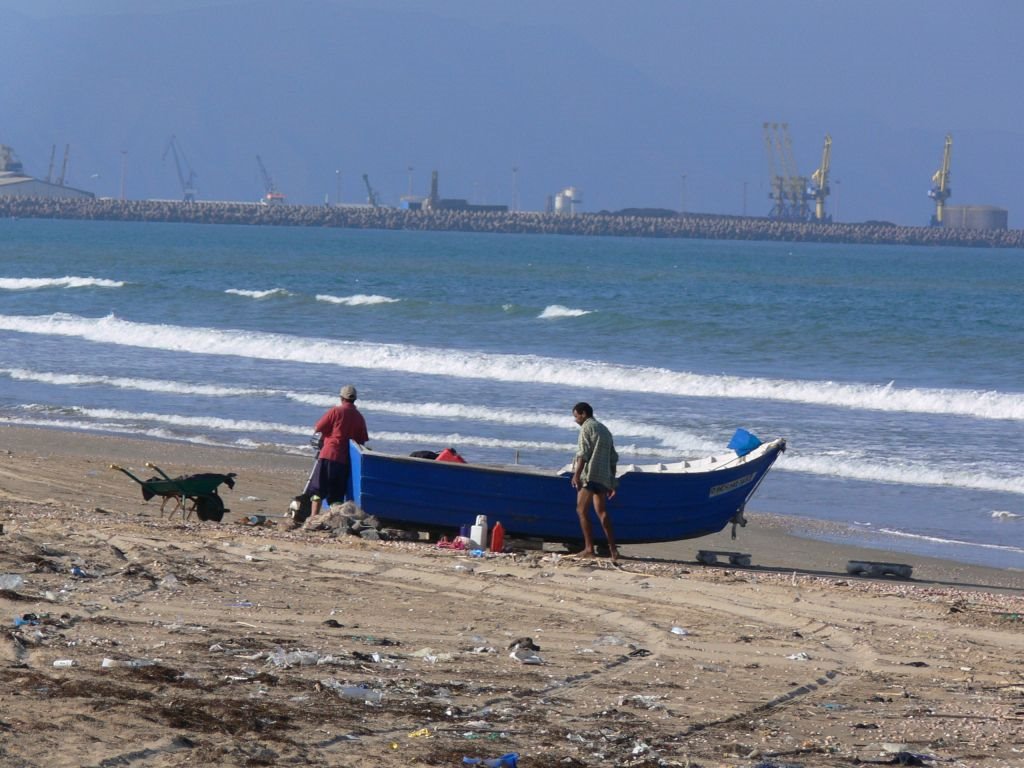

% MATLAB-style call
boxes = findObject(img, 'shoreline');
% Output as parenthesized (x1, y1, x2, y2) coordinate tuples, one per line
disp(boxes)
(3, 424, 1021, 594)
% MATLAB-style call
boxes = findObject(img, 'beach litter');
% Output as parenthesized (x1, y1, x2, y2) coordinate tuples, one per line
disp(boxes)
(0, 574, 25, 590)
(509, 648, 542, 664)
(410, 647, 454, 663)
(101, 657, 156, 669)
(318, 679, 383, 704)
(462, 752, 519, 767)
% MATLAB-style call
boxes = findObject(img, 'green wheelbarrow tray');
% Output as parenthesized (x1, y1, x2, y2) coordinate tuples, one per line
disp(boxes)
(110, 462, 236, 522)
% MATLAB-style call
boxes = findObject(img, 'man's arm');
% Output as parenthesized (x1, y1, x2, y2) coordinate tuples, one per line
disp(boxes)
(571, 424, 593, 489)
(571, 455, 583, 489)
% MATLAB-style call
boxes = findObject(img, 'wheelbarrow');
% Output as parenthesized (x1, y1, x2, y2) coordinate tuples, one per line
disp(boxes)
(110, 462, 236, 522)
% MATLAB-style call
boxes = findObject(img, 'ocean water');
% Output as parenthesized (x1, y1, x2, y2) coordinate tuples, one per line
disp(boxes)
(1, 218, 1022, 568)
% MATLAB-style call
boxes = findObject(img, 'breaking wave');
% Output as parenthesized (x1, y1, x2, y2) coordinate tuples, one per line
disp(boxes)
(0, 276, 124, 290)
(781, 452, 1024, 497)
(3, 313, 1024, 422)
(316, 294, 399, 305)
(538, 304, 592, 319)
(225, 288, 293, 299)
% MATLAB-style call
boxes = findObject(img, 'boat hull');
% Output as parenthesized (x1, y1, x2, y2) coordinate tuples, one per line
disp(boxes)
(349, 438, 785, 545)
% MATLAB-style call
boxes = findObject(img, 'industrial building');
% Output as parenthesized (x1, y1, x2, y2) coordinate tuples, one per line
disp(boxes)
(420, 170, 508, 213)
(0, 144, 94, 200)
(941, 205, 1008, 230)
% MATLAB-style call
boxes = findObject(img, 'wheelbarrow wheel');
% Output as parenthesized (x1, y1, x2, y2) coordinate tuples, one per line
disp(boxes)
(193, 494, 226, 523)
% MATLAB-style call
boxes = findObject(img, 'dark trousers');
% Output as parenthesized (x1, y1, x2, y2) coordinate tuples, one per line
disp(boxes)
(307, 458, 351, 506)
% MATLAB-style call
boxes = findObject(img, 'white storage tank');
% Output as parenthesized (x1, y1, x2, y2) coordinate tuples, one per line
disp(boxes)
(942, 205, 1008, 230)
(554, 186, 581, 215)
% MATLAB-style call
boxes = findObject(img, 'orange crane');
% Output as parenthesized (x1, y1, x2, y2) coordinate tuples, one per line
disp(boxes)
(256, 155, 285, 204)
(928, 134, 952, 226)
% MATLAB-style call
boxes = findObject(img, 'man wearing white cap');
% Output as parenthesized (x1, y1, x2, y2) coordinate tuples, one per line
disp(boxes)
(308, 384, 369, 509)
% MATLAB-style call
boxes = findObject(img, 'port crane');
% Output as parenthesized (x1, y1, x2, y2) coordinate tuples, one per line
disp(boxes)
(928, 134, 952, 226)
(256, 155, 285, 204)
(780, 125, 810, 220)
(763, 122, 811, 220)
(56, 144, 70, 187)
(808, 134, 832, 222)
(162, 136, 197, 202)
(763, 123, 788, 219)
(362, 173, 380, 207)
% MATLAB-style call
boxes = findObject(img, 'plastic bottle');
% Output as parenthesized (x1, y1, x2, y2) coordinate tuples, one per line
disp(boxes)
(340, 684, 383, 703)
(489, 521, 505, 553)
(0, 574, 24, 590)
(101, 657, 155, 668)
(470, 515, 488, 550)
(463, 753, 519, 768)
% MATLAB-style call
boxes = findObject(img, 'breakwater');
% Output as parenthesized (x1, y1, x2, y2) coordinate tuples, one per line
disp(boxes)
(2, 196, 1022, 249)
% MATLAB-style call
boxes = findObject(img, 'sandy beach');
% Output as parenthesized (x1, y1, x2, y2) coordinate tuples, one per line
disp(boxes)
(1, 425, 1022, 767)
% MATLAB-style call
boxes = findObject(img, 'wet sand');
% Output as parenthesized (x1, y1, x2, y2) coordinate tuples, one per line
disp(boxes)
(2, 425, 1023, 767)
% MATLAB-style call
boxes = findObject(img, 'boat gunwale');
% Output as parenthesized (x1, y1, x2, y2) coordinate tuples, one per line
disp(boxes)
(355, 437, 786, 479)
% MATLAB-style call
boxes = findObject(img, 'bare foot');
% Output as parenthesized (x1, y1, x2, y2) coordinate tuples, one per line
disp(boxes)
(609, 549, 620, 564)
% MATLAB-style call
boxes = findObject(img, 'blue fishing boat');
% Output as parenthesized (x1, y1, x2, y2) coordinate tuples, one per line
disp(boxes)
(348, 431, 786, 545)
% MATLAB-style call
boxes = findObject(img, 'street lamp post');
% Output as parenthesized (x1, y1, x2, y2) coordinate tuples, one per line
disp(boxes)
(120, 150, 127, 201)
(335, 170, 341, 206)
(512, 165, 519, 212)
